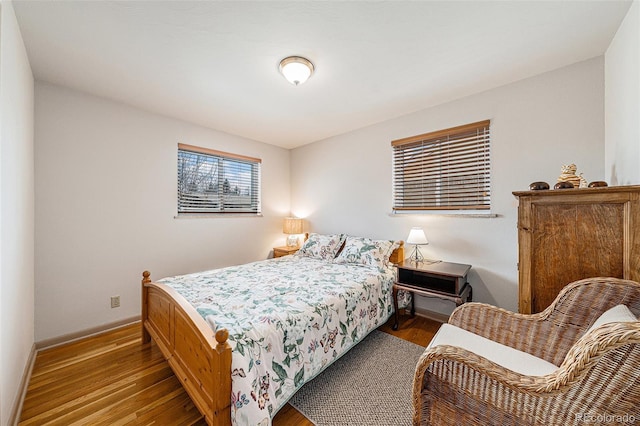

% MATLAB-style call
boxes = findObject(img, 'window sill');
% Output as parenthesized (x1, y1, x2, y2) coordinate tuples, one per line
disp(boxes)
(389, 212, 499, 218)
(174, 213, 263, 219)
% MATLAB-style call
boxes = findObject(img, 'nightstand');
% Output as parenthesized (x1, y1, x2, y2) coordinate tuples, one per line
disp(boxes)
(273, 245, 299, 258)
(393, 259, 472, 330)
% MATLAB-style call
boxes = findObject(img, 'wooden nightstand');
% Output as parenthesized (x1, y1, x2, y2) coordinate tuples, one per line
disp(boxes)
(273, 245, 300, 258)
(393, 259, 472, 330)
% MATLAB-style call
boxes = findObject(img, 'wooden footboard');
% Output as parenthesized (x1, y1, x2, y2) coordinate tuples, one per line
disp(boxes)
(141, 271, 232, 426)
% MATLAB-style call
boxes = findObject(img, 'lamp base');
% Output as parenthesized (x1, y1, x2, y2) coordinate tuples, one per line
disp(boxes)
(409, 246, 424, 262)
(408, 246, 441, 265)
(286, 235, 299, 247)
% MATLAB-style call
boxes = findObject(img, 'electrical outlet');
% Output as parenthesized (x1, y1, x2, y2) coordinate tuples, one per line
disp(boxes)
(111, 295, 120, 308)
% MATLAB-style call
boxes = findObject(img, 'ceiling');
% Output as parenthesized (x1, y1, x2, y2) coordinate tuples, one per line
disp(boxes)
(13, 1, 632, 149)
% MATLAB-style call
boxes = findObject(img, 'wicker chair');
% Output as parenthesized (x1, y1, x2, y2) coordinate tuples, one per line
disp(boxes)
(412, 277, 640, 425)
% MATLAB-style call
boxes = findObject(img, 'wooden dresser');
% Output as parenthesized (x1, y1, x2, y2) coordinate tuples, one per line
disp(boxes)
(513, 185, 640, 314)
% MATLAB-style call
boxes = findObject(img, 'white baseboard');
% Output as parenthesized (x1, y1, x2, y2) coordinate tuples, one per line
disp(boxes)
(9, 343, 37, 426)
(408, 307, 450, 324)
(35, 315, 141, 350)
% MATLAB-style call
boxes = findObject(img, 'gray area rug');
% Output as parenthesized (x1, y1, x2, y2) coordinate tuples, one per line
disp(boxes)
(289, 330, 426, 426)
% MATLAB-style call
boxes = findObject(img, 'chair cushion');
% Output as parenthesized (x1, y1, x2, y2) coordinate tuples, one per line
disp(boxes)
(586, 304, 637, 335)
(427, 323, 558, 376)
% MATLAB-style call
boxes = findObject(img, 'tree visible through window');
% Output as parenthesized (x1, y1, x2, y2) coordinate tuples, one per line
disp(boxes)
(392, 120, 491, 211)
(177, 143, 261, 214)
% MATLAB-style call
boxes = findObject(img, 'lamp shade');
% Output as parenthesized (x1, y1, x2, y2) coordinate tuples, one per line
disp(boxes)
(283, 217, 304, 234)
(406, 227, 428, 245)
(279, 56, 314, 85)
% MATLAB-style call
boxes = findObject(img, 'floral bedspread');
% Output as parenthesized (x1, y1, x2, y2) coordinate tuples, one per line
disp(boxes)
(158, 255, 398, 426)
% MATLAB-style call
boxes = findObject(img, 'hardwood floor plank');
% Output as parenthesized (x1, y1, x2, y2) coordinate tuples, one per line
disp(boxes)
(23, 345, 166, 411)
(126, 393, 201, 426)
(20, 362, 175, 425)
(34, 324, 142, 367)
(379, 312, 441, 346)
(31, 339, 142, 378)
(79, 379, 186, 426)
(272, 403, 314, 426)
(21, 314, 441, 425)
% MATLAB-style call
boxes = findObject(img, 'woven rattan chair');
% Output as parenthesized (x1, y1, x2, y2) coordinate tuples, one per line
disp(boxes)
(412, 277, 640, 425)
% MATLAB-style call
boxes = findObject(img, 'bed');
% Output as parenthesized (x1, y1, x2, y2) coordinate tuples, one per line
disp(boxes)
(141, 234, 405, 426)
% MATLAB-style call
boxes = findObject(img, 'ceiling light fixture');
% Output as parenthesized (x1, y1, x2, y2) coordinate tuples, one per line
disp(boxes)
(279, 56, 314, 86)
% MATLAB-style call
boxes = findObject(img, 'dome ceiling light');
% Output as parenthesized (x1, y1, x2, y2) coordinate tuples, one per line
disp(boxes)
(279, 56, 314, 86)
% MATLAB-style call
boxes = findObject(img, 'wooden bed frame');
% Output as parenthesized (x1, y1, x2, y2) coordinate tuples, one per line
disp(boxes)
(141, 241, 404, 425)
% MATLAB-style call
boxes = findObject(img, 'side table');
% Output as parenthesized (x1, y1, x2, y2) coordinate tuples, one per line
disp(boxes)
(393, 259, 472, 330)
(273, 246, 299, 258)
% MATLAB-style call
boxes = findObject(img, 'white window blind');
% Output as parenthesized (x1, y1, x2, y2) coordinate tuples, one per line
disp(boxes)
(178, 143, 261, 214)
(392, 120, 491, 211)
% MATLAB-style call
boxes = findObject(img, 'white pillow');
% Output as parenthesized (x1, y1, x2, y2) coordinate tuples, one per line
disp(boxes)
(586, 304, 637, 335)
(427, 323, 558, 376)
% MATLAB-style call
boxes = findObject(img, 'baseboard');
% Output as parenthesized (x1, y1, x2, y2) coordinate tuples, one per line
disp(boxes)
(9, 343, 37, 426)
(35, 315, 141, 350)
(410, 307, 450, 324)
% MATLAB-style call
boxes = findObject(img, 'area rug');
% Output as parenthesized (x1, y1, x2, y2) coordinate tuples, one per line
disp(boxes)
(289, 330, 426, 426)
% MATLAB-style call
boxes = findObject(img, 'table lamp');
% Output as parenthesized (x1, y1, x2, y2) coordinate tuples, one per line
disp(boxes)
(406, 227, 428, 262)
(283, 217, 304, 247)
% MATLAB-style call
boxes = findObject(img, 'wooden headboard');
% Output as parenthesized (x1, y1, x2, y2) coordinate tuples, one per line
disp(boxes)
(389, 241, 405, 265)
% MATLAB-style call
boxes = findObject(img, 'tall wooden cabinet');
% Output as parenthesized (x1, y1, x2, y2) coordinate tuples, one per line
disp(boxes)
(513, 185, 640, 314)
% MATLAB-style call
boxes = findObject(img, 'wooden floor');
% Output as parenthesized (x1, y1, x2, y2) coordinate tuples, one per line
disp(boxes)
(19, 313, 441, 426)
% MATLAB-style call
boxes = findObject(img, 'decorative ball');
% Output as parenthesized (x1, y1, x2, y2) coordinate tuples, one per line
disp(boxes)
(588, 181, 608, 188)
(215, 328, 229, 344)
(554, 181, 574, 189)
(529, 181, 550, 190)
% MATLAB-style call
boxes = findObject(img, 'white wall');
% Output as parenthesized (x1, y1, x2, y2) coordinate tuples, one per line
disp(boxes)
(34, 83, 290, 342)
(0, 1, 35, 424)
(605, 0, 640, 185)
(291, 57, 605, 315)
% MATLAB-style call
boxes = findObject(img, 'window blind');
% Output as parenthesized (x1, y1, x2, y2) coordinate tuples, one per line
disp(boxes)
(392, 120, 491, 211)
(177, 143, 261, 214)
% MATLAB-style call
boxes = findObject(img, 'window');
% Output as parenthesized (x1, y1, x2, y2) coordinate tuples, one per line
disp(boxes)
(177, 143, 261, 214)
(392, 120, 490, 212)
